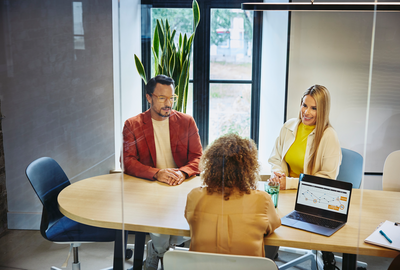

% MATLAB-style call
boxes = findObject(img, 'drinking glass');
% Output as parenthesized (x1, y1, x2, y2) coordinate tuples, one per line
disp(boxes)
(265, 179, 280, 208)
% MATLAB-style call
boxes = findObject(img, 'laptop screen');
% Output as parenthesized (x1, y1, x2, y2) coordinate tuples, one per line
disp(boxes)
(295, 174, 353, 222)
(297, 180, 351, 215)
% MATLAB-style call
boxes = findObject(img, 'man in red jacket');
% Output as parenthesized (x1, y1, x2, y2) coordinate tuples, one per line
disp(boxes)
(122, 75, 202, 270)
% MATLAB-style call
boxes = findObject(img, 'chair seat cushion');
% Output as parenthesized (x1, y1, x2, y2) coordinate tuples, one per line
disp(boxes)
(45, 216, 116, 242)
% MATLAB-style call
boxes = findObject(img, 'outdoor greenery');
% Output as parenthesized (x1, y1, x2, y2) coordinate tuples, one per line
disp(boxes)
(210, 9, 253, 47)
(151, 8, 193, 38)
(135, 5, 254, 140)
(134, 0, 200, 113)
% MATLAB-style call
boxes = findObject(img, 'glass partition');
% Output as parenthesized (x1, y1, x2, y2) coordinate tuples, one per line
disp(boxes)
(2, 0, 399, 269)
(119, 1, 400, 269)
(0, 0, 128, 269)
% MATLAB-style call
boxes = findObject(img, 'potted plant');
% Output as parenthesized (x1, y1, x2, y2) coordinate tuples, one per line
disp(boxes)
(134, 0, 200, 113)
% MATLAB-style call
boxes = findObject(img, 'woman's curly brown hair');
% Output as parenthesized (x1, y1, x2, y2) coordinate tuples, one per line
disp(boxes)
(200, 133, 260, 200)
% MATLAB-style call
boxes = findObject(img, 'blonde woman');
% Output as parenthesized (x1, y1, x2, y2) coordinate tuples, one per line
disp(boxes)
(185, 133, 281, 257)
(269, 85, 342, 189)
(268, 84, 342, 268)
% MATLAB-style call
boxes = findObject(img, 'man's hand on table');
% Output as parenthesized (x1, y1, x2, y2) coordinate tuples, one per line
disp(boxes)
(154, 169, 187, 186)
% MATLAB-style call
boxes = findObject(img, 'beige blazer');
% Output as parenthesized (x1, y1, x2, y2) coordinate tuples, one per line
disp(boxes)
(268, 118, 342, 189)
(185, 187, 281, 257)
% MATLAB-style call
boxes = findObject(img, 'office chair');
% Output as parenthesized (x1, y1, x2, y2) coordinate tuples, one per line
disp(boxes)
(320, 148, 366, 269)
(382, 150, 400, 191)
(163, 250, 278, 270)
(337, 148, 363, 188)
(26, 157, 116, 270)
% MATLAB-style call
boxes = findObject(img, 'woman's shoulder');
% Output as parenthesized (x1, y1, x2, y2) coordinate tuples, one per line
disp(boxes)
(187, 186, 207, 200)
(249, 190, 275, 209)
(250, 189, 271, 200)
(283, 118, 300, 130)
(323, 125, 339, 138)
(320, 126, 340, 147)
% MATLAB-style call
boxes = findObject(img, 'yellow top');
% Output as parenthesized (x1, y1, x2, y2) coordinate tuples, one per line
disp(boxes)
(284, 123, 315, 177)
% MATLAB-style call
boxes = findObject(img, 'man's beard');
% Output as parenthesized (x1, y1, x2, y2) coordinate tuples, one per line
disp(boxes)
(155, 106, 172, 118)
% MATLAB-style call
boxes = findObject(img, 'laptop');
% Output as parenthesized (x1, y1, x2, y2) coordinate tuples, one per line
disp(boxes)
(281, 174, 352, 236)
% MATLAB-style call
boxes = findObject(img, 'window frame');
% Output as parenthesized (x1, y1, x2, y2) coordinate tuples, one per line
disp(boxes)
(140, 0, 263, 148)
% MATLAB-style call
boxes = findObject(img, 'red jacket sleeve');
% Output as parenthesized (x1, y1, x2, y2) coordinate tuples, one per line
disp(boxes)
(173, 115, 202, 177)
(122, 116, 159, 180)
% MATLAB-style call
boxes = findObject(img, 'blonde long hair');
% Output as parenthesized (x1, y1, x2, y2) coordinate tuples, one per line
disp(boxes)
(298, 85, 332, 174)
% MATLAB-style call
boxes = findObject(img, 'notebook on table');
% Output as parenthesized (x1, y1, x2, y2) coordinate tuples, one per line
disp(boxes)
(281, 174, 353, 236)
(365, 220, 400, 251)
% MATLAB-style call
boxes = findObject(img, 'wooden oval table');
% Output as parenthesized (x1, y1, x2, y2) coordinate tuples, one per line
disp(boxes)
(58, 173, 400, 270)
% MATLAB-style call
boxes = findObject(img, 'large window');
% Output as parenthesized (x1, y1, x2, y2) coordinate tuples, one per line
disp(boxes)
(209, 9, 254, 143)
(141, 0, 263, 147)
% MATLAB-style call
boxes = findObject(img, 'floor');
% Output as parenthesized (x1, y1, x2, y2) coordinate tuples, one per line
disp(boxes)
(0, 230, 394, 270)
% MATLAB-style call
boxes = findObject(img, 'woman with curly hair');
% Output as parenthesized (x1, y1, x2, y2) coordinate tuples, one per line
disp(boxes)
(185, 133, 281, 257)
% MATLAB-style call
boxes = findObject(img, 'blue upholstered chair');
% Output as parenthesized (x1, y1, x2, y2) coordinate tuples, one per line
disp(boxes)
(323, 148, 366, 269)
(337, 148, 363, 189)
(25, 157, 117, 270)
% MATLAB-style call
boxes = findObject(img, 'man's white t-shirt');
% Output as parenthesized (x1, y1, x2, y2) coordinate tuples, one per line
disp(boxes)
(152, 118, 177, 169)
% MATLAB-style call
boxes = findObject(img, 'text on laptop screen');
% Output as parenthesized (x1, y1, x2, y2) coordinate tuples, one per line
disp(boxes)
(297, 181, 350, 214)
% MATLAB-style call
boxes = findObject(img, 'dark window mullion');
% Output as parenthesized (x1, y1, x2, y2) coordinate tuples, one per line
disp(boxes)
(193, 1, 210, 148)
(250, 9, 263, 146)
(141, 4, 152, 112)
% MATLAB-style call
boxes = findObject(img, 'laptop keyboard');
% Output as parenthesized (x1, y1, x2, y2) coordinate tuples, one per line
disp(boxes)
(287, 212, 342, 229)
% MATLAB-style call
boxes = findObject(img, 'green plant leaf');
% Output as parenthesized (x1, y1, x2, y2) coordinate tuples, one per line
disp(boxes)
(165, 42, 173, 76)
(152, 47, 159, 75)
(171, 30, 176, 51)
(178, 33, 182, 52)
(161, 19, 166, 34)
(134, 54, 147, 84)
(186, 34, 195, 59)
(165, 19, 171, 40)
(182, 71, 190, 113)
(171, 29, 176, 43)
(182, 34, 188, 64)
(172, 52, 180, 86)
(169, 52, 175, 78)
(156, 20, 164, 51)
(153, 26, 160, 60)
(157, 64, 162, 76)
(193, 0, 200, 30)
(176, 60, 189, 111)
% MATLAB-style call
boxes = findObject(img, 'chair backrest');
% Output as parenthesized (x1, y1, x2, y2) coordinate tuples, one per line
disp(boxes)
(336, 148, 363, 189)
(163, 250, 278, 270)
(25, 157, 71, 235)
(382, 150, 400, 191)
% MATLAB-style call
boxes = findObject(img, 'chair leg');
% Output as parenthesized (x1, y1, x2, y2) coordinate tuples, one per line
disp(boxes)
(278, 248, 317, 270)
(72, 246, 81, 270)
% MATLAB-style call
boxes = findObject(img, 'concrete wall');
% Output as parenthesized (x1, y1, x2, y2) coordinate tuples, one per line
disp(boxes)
(0, 0, 115, 229)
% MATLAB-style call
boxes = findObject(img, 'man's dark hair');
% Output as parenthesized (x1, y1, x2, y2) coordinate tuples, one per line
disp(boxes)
(146, 75, 175, 95)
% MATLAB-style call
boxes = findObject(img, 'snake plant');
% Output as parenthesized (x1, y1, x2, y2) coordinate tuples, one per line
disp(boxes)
(134, 0, 200, 113)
